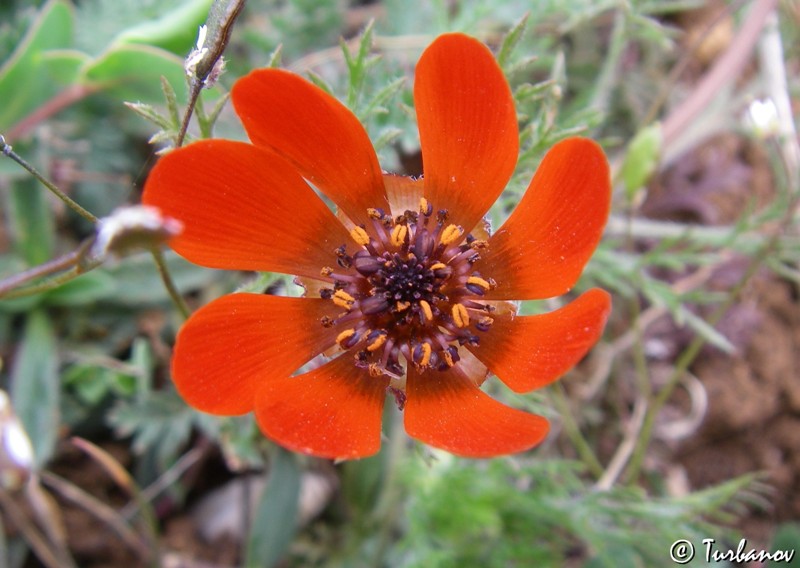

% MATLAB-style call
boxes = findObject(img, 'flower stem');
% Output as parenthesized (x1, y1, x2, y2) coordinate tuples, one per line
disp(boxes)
(550, 383, 604, 478)
(1, 135, 97, 224)
(149, 247, 191, 319)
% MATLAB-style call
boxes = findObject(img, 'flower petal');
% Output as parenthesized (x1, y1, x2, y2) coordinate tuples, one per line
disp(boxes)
(232, 69, 389, 226)
(172, 294, 342, 415)
(477, 137, 611, 300)
(468, 289, 611, 393)
(414, 33, 518, 231)
(255, 354, 388, 460)
(384, 173, 423, 217)
(404, 366, 549, 458)
(142, 140, 352, 278)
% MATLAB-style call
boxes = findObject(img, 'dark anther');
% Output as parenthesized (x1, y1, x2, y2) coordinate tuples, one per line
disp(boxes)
(319, 288, 333, 299)
(436, 209, 449, 224)
(458, 334, 480, 346)
(475, 317, 494, 332)
(320, 316, 334, 328)
(360, 295, 390, 315)
(466, 282, 486, 295)
(466, 234, 475, 244)
(353, 250, 383, 275)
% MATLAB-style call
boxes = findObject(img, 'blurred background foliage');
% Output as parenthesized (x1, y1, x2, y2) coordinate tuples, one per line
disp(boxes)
(1, 0, 799, 566)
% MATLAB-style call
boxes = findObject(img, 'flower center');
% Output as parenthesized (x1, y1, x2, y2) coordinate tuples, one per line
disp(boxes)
(319, 198, 496, 382)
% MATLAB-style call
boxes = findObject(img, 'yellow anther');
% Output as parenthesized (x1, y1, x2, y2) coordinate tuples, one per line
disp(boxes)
(350, 226, 371, 247)
(419, 197, 430, 213)
(470, 239, 489, 250)
(390, 224, 408, 248)
(442, 349, 455, 368)
(466, 276, 492, 291)
(419, 342, 432, 367)
(367, 332, 388, 352)
(335, 329, 356, 348)
(367, 208, 383, 219)
(368, 363, 385, 378)
(440, 224, 463, 246)
(396, 301, 411, 312)
(419, 300, 433, 321)
(430, 262, 447, 271)
(451, 303, 470, 328)
(320, 266, 334, 277)
(332, 289, 355, 309)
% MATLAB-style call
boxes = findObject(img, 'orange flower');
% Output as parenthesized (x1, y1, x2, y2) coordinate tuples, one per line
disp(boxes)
(142, 33, 611, 460)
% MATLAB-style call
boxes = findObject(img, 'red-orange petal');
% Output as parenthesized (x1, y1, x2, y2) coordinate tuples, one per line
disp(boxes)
(255, 354, 388, 460)
(477, 137, 611, 300)
(468, 289, 611, 393)
(404, 365, 549, 458)
(172, 294, 342, 415)
(414, 33, 518, 231)
(232, 69, 389, 227)
(142, 140, 352, 279)
(383, 173, 424, 218)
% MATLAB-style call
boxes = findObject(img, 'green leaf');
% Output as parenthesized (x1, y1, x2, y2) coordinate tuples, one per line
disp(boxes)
(245, 448, 301, 568)
(0, 0, 74, 131)
(104, 250, 222, 306)
(620, 122, 663, 200)
(42, 270, 116, 307)
(497, 13, 529, 69)
(5, 177, 55, 266)
(113, 0, 214, 55)
(109, 390, 195, 468)
(81, 43, 189, 103)
(39, 48, 90, 86)
(10, 309, 59, 467)
(676, 306, 736, 355)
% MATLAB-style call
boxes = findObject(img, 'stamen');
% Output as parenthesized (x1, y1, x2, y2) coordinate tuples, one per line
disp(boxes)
(396, 301, 410, 312)
(475, 316, 494, 332)
(451, 303, 470, 328)
(390, 224, 408, 248)
(350, 226, 371, 247)
(466, 276, 492, 294)
(335, 329, 360, 349)
(360, 295, 389, 315)
(332, 289, 355, 310)
(353, 250, 383, 275)
(440, 224, 463, 246)
(419, 197, 433, 216)
(419, 300, 433, 321)
(366, 329, 388, 352)
(320, 266, 334, 278)
(413, 342, 433, 367)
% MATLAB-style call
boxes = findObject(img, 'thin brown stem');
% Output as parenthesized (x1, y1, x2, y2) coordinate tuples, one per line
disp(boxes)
(661, 0, 779, 147)
(6, 84, 101, 142)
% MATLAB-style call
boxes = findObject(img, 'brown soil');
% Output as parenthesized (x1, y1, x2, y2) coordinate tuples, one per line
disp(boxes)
(644, 132, 800, 543)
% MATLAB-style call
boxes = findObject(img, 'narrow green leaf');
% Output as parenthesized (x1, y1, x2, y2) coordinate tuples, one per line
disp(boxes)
(245, 448, 301, 568)
(124, 101, 174, 131)
(677, 306, 736, 354)
(5, 177, 55, 266)
(497, 13, 529, 69)
(160, 76, 182, 127)
(620, 123, 663, 200)
(42, 270, 116, 307)
(10, 309, 59, 467)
